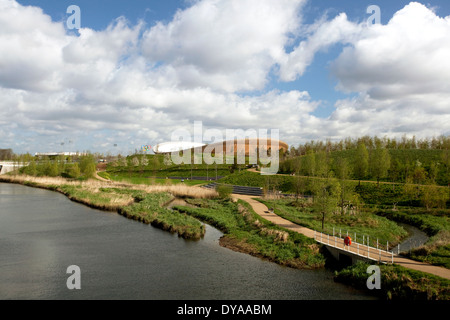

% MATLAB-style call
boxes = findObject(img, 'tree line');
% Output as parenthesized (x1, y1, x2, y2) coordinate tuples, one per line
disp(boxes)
(18, 154, 97, 179)
(287, 135, 450, 156)
(280, 136, 450, 187)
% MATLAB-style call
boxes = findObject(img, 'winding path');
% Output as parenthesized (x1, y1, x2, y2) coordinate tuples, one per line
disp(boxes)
(232, 194, 450, 280)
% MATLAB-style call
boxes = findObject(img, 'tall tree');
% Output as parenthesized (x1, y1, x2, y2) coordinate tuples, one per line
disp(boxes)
(370, 147, 391, 186)
(302, 150, 316, 176)
(315, 150, 330, 178)
(334, 156, 355, 214)
(354, 142, 369, 185)
(312, 178, 341, 230)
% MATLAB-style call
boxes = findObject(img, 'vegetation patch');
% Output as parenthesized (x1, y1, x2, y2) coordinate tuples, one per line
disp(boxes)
(258, 198, 408, 248)
(175, 198, 326, 269)
(375, 207, 450, 268)
(334, 261, 450, 300)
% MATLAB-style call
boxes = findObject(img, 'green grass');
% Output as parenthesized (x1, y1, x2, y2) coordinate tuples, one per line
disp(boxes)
(174, 198, 326, 269)
(334, 261, 450, 300)
(4, 175, 208, 240)
(94, 188, 206, 240)
(101, 172, 208, 186)
(257, 198, 408, 248)
(57, 184, 133, 210)
(106, 161, 233, 179)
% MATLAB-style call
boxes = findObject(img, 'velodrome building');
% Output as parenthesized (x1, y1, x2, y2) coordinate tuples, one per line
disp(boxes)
(153, 138, 288, 156)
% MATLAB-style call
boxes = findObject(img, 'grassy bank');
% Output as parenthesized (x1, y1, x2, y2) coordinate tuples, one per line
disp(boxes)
(334, 261, 450, 300)
(99, 171, 208, 186)
(174, 198, 326, 269)
(0, 174, 216, 240)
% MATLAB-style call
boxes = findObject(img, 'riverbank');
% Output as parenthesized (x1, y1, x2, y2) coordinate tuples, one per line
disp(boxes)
(0, 175, 216, 240)
(0, 174, 324, 269)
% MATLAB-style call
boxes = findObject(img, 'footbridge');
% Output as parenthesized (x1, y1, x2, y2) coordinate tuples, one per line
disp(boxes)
(314, 230, 394, 265)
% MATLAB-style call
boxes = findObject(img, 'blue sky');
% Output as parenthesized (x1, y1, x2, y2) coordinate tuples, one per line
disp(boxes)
(1, 0, 450, 154)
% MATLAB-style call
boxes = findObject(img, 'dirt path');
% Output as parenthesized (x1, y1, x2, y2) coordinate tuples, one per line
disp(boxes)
(233, 193, 450, 280)
(94, 170, 111, 182)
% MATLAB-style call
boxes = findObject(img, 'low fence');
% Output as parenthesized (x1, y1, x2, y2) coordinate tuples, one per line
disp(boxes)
(314, 229, 395, 264)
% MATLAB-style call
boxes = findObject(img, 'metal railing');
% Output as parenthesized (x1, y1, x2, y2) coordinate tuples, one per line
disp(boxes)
(314, 229, 395, 264)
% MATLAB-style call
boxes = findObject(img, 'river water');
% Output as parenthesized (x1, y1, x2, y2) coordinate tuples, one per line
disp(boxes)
(396, 222, 429, 254)
(0, 183, 376, 300)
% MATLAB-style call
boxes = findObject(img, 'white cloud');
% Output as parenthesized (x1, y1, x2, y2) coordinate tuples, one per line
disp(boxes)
(278, 12, 363, 82)
(316, 2, 450, 140)
(0, 0, 449, 154)
(141, 0, 305, 92)
(331, 2, 450, 100)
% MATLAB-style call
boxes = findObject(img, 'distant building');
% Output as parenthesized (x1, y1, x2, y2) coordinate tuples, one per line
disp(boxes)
(34, 152, 86, 159)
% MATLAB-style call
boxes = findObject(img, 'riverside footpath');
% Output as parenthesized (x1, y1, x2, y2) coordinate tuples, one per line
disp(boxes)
(232, 194, 450, 280)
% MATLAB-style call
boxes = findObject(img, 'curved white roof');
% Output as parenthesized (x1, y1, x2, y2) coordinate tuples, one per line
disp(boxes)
(153, 141, 206, 154)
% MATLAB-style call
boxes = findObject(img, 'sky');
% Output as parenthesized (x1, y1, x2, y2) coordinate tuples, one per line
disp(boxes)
(1, 0, 450, 155)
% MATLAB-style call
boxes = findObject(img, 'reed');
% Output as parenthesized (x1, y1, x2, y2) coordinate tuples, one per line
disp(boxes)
(0, 174, 215, 240)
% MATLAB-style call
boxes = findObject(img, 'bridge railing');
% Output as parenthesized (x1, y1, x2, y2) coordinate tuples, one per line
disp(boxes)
(314, 229, 395, 264)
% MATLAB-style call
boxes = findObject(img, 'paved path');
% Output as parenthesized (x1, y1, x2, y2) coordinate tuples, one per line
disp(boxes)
(233, 194, 450, 280)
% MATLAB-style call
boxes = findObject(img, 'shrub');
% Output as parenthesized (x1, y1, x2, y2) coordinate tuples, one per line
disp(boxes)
(216, 184, 233, 199)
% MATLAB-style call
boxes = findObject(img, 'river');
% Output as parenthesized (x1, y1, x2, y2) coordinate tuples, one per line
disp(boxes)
(0, 182, 376, 300)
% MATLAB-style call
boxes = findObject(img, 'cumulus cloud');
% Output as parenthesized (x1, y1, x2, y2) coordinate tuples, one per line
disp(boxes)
(278, 12, 363, 82)
(331, 2, 450, 100)
(0, 0, 449, 154)
(319, 2, 450, 140)
(141, 0, 305, 92)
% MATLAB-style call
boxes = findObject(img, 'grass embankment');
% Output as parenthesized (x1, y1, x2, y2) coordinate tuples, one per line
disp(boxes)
(105, 162, 233, 179)
(334, 261, 450, 300)
(99, 171, 207, 186)
(375, 207, 450, 269)
(174, 198, 326, 269)
(0, 175, 216, 240)
(257, 198, 408, 248)
(220, 170, 449, 207)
